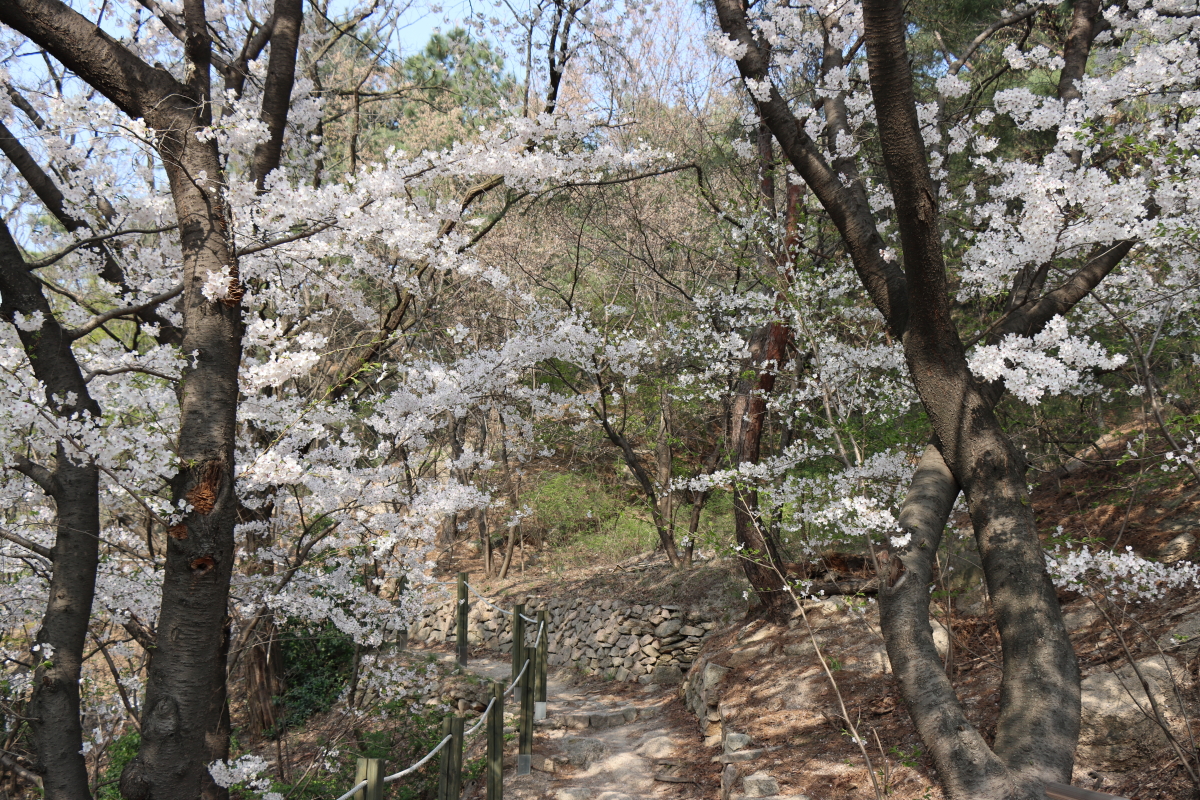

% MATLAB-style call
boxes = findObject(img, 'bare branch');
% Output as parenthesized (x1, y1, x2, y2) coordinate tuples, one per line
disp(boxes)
(234, 220, 337, 256)
(949, 8, 1039, 76)
(91, 634, 141, 731)
(26, 226, 177, 270)
(5, 82, 49, 129)
(66, 283, 183, 341)
(84, 365, 178, 384)
(0, 526, 53, 560)
(0, 750, 42, 788)
(121, 612, 158, 652)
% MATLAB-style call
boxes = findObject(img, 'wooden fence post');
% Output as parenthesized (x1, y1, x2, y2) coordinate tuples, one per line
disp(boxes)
(354, 757, 383, 800)
(437, 716, 453, 800)
(534, 609, 548, 721)
(456, 572, 469, 667)
(488, 681, 503, 800)
(511, 604, 525, 702)
(448, 715, 465, 799)
(517, 639, 534, 775)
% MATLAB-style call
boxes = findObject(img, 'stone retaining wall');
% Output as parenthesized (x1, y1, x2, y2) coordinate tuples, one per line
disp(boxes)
(407, 594, 717, 683)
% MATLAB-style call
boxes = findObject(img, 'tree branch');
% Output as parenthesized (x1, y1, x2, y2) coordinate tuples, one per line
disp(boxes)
(65, 283, 183, 341)
(0, 526, 53, 560)
(250, 0, 302, 190)
(712, 0, 908, 337)
(0, 750, 42, 788)
(235, 220, 337, 256)
(26, 226, 177, 270)
(0, 0, 183, 123)
(121, 612, 158, 652)
(949, 8, 1039, 76)
(11, 455, 59, 496)
(84, 366, 178, 384)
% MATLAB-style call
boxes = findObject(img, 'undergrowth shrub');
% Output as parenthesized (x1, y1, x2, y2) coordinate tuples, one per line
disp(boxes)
(278, 621, 356, 728)
(98, 730, 140, 800)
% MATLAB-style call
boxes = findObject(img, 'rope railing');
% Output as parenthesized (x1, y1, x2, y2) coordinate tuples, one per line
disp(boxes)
(331, 577, 551, 800)
(504, 658, 529, 698)
(333, 780, 368, 800)
(382, 735, 452, 783)
(464, 581, 512, 615)
(466, 696, 496, 736)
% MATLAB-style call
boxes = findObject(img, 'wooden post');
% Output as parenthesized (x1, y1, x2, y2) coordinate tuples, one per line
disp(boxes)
(487, 681, 503, 800)
(456, 571, 469, 667)
(437, 716, 453, 800)
(354, 757, 383, 800)
(510, 604, 525, 701)
(448, 715, 465, 799)
(517, 640, 534, 775)
(534, 609, 548, 721)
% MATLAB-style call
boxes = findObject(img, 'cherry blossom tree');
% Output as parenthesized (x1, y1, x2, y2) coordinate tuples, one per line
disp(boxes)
(710, 0, 1199, 796)
(0, 2, 669, 798)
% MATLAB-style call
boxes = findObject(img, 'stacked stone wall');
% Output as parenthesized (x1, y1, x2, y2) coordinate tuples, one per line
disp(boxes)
(407, 594, 716, 683)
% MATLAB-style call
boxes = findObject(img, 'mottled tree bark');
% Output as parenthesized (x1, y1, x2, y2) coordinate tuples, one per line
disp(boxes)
(0, 1, 302, 797)
(0, 224, 102, 800)
(710, 0, 1120, 794)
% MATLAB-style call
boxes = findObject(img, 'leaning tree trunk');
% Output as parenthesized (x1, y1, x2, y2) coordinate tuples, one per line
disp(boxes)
(0, 225, 103, 800)
(712, 0, 1095, 794)
(863, 1, 1079, 793)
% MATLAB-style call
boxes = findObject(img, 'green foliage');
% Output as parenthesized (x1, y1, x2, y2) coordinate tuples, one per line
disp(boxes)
(527, 472, 624, 544)
(278, 621, 356, 728)
(399, 28, 517, 125)
(98, 731, 140, 800)
(890, 744, 922, 770)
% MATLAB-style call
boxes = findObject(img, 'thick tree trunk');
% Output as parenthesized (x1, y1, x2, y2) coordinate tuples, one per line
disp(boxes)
(0, 2, 299, 798)
(119, 126, 243, 800)
(709, 0, 1108, 794)
(0, 225, 103, 800)
(862, 1, 1080, 791)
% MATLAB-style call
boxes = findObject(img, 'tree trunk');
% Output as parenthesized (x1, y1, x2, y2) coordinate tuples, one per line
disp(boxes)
(245, 618, 284, 736)
(240, 501, 283, 738)
(710, 0, 1110, 793)
(594, 410, 680, 566)
(120, 126, 243, 800)
(497, 421, 521, 580)
(729, 321, 792, 618)
(861, 1, 1080, 791)
(729, 162, 801, 617)
(0, 224, 103, 800)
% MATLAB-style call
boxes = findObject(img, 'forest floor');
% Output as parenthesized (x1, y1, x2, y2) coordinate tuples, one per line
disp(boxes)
(251, 417, 1200, 800)
(411, 417, 1200, 800)
(411, 644, 715, 800)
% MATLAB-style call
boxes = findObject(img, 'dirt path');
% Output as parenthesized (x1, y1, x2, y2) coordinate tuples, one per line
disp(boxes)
(415, 645, 714, 800)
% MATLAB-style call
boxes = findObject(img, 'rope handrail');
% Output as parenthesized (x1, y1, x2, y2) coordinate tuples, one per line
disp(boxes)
(464, 582, 513, 615)
(464, 580, 538, 623)
(382, 734, 453, 783)
(504, 658, 530, 697)
(334, 581, 549, 798)
(466, 696, 496, 736)
(333, 780, 368, 800)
